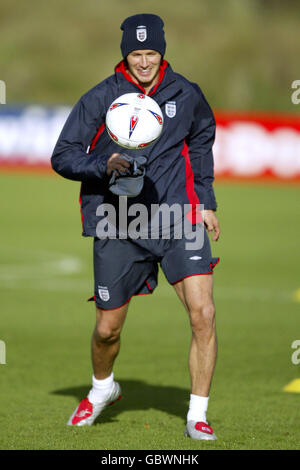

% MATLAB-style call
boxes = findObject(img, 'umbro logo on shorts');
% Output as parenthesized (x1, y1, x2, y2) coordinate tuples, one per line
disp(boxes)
(189, 256, 202, 260)
(98, 286, 110, 301)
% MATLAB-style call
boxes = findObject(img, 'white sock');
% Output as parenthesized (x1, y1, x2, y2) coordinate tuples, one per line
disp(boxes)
(187, 394, 209, 423)
(88, 373, 114, 404)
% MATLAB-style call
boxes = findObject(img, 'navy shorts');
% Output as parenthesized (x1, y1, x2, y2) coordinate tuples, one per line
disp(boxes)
(92, 228, 219, 310)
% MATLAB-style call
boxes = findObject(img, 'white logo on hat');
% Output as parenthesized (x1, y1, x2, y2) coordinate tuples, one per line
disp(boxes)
(136, 25, 147, 42)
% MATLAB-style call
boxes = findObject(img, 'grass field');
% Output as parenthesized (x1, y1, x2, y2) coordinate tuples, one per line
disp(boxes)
(0, 172, 299, 450)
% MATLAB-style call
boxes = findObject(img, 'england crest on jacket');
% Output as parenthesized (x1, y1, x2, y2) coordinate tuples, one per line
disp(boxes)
(165, 101, 176, 118)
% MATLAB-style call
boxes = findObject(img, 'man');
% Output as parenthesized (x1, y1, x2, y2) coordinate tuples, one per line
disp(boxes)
(51, 13, 220, 440)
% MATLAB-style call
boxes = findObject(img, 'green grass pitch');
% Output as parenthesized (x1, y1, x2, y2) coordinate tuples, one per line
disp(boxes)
(0, 172, 299, 450)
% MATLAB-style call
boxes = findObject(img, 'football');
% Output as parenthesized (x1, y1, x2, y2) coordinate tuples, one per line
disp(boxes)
(105, 93, 164, 150)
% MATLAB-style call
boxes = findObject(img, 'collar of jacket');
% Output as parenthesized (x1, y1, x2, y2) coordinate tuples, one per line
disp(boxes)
(114, 60, 181, 105)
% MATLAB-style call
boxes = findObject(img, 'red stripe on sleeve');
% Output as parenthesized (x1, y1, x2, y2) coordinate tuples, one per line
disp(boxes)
(90, 123, 106, 152)
(79, 123, 106, 233)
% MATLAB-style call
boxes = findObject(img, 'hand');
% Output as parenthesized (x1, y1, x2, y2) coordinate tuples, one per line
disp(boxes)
(202, 210, 220, 241)
(106, 153, 131, 176)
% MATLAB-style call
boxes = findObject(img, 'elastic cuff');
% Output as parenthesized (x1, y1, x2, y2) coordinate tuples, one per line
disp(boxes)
(97, 154, 111, 179)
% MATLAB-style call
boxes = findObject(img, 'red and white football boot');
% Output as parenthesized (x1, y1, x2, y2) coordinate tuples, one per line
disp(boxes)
(184, 421, 217, 440)
(67, 381, 122, 426)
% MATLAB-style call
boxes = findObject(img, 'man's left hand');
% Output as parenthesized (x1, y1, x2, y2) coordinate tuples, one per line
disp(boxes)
(202, 210, 220, 241)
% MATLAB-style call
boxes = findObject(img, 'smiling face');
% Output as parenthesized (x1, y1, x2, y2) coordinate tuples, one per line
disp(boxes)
(126, 49, 162, 93)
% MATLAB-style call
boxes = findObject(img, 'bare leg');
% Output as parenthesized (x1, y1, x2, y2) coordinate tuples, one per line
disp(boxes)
(91, 303, 129, 380)
(173, 275, 217, 396)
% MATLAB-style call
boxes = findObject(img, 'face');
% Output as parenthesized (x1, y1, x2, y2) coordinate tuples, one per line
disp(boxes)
(126, 50, 162, 89)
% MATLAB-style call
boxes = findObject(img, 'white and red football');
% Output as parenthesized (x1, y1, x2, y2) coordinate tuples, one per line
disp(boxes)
(105, 93, 164, 150)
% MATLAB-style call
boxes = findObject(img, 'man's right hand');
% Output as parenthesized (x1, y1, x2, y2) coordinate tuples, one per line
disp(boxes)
(106, 153, 131, 176)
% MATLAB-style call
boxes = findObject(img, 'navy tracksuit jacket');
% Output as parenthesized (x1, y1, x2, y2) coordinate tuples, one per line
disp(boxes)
(51, 60, 217, 237)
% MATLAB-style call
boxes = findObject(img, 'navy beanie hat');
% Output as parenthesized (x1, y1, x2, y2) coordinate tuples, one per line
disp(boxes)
(120, 14, 166, 58)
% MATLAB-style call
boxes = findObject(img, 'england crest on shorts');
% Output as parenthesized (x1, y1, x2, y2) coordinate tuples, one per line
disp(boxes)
(136, 25, 147, 42)
(98, 285, 110, 302)
(165, 101, 176, 118)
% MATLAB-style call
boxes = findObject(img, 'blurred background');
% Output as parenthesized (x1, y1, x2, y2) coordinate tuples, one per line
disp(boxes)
(1, 0, 300, 175)
(0, 0, 299, 450)
(1, 0, 299, 110)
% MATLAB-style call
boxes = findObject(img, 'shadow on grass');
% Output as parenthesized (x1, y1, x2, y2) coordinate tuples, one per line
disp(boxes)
(51, 380, 189, 425)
